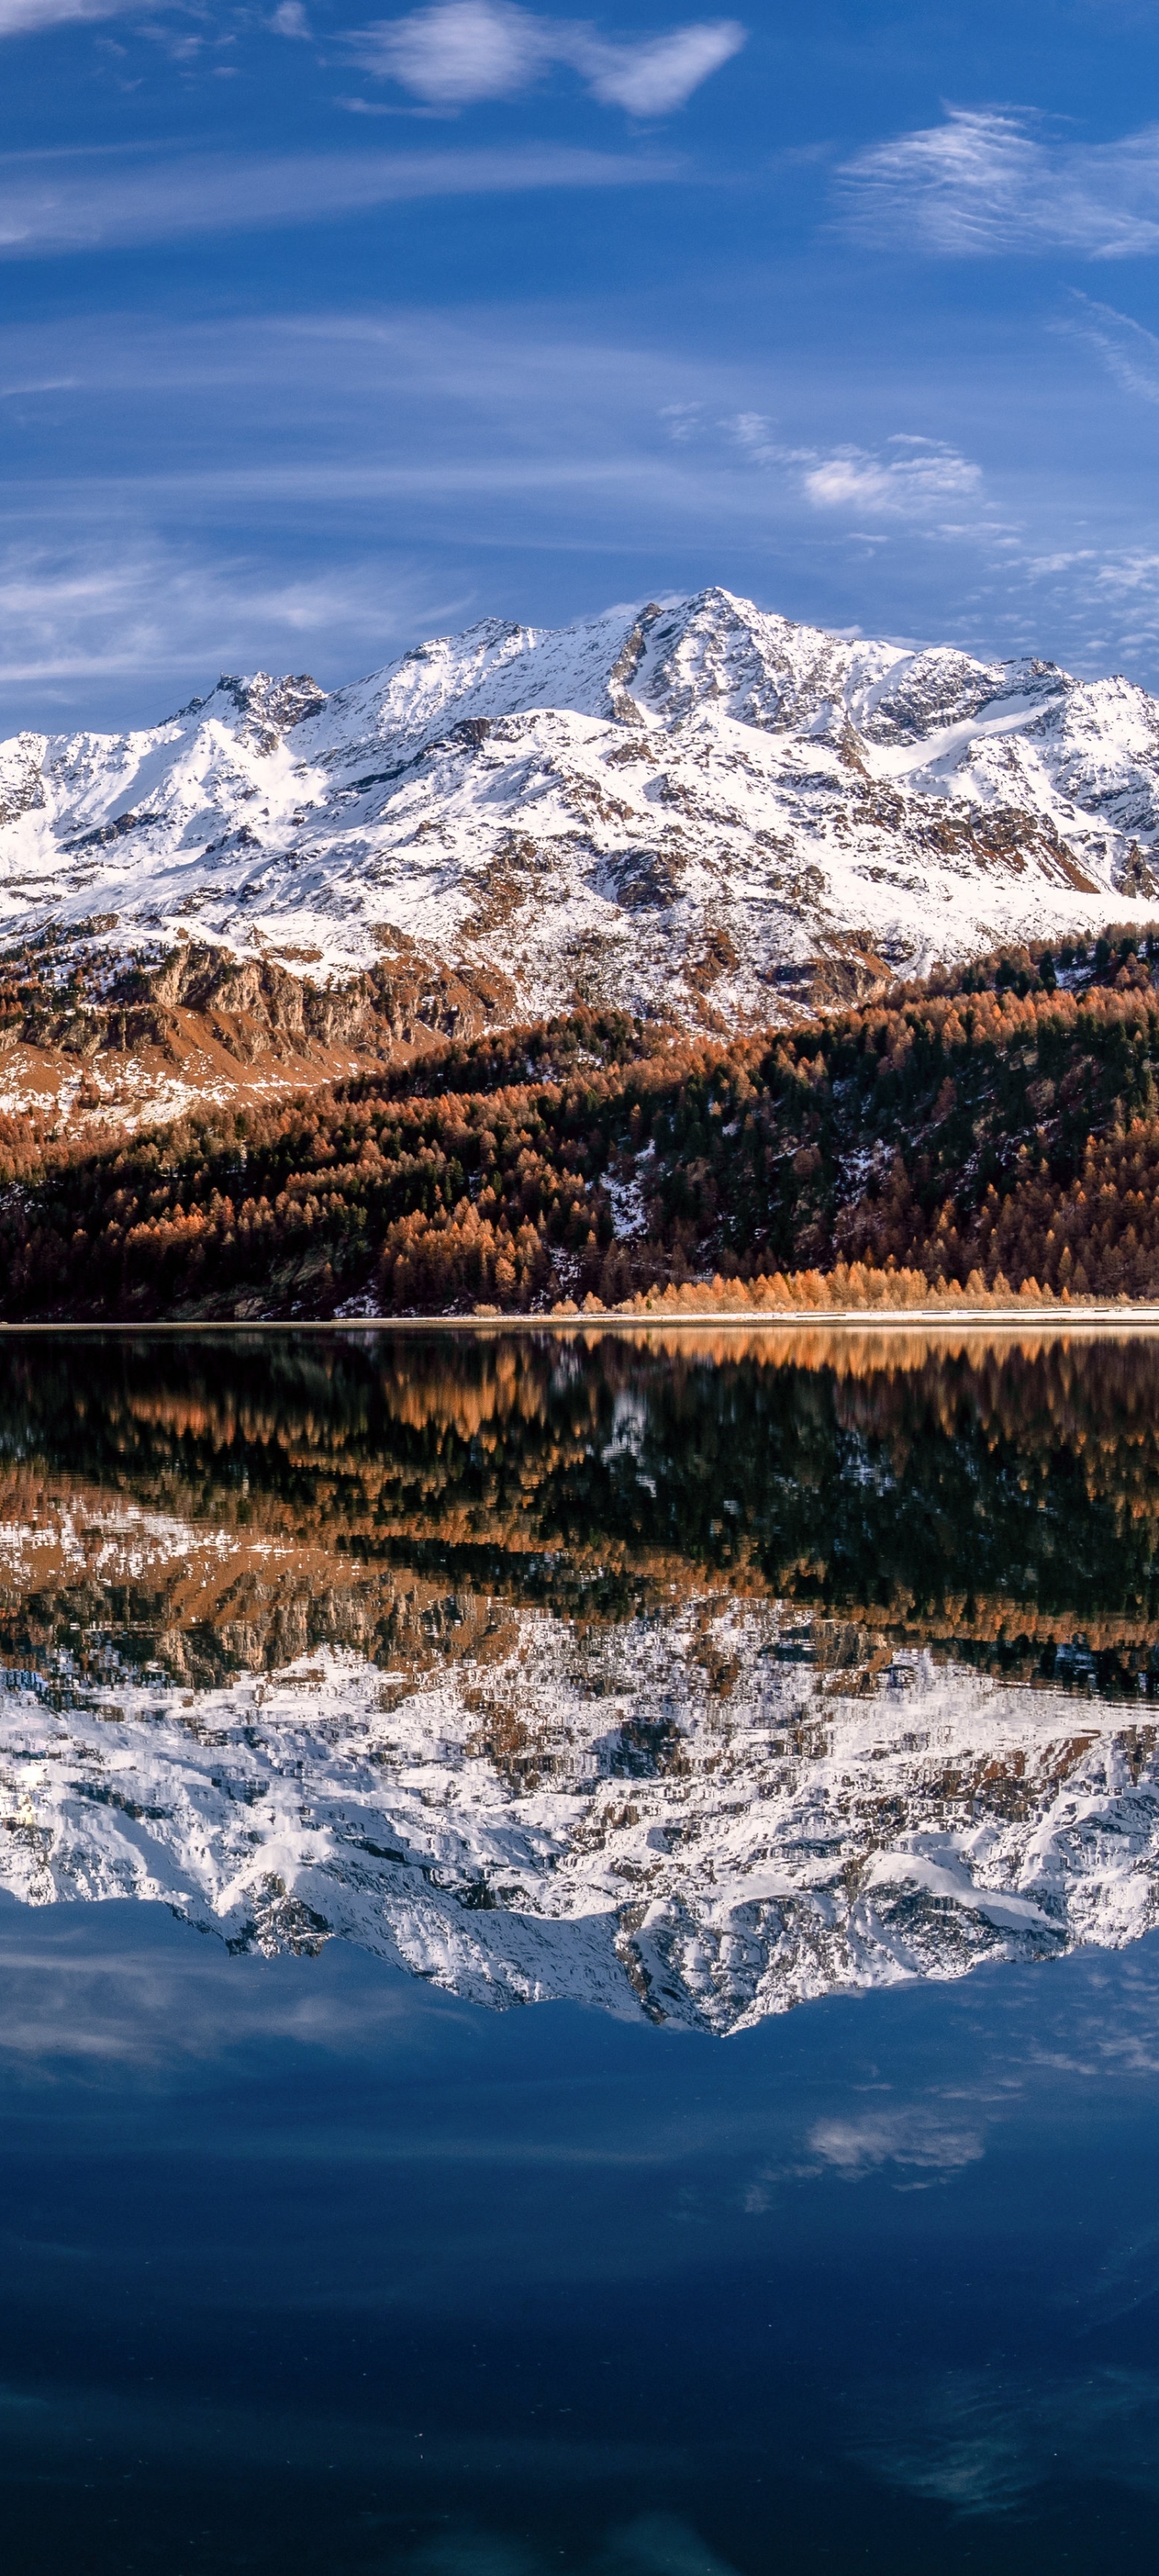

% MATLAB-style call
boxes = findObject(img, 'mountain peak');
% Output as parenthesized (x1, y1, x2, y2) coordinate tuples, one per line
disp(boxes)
(2, 588, 1158, 1114)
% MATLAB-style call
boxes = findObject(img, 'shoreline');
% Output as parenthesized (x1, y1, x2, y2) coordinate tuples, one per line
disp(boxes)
(6, 1302, 1159, 1335)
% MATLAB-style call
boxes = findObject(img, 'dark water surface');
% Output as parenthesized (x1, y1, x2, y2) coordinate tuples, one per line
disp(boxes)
(1, 1323, 1158, 2572)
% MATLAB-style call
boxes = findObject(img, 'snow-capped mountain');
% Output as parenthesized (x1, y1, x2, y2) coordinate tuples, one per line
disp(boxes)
(0, 1483, 1153, 2031)
(5, 588, 1159, 1044)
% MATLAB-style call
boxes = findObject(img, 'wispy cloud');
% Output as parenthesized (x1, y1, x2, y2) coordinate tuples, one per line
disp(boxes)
(0, 0, 135, 31)
(658, 399, 703, 443)
(0, 141, 678, 255)
(860, 2368, 1159, 2516)
(601, 2512, 744, 2576)
(0, 532, 471, 691)
(1021, 537, 1159, 671)
(726, 411, 813, 467)
(3, 302, 1159, 724)
(0, 1909, 434, 2066)
(1063, 292, 1159, 403)
(347, 0, 744, 116)
(839, 107, 1159, 258)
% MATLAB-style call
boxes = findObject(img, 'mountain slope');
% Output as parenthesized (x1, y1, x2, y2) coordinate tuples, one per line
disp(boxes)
(5, 589, 1159, 1108)
(6, 935, 1159, 1319)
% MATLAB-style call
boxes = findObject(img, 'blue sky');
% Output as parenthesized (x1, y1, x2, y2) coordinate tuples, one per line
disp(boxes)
(4, 0, 1159, 727)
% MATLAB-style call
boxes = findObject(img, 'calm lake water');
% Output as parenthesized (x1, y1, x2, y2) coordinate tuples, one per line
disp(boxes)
(2, 1323, 1159, 2573)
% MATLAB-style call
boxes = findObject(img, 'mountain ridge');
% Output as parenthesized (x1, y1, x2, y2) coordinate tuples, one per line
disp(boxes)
(6, 587, 1159, 1132)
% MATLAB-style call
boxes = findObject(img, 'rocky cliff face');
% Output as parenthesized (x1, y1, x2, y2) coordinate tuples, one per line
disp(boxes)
(4, 589, 1159, 1114)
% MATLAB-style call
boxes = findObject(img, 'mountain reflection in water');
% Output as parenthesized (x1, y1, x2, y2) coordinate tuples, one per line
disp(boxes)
(2, 1324, 1159, 2026)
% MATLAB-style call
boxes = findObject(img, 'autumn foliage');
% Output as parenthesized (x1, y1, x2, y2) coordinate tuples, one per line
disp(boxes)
(6, 929, 1159, 1315)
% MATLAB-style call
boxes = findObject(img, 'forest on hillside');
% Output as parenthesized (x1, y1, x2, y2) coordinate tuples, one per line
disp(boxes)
(5, 927, 1159, 1317)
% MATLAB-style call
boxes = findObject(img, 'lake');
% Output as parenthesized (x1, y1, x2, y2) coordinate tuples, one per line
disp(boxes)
(0, 1322, 1157, 2573)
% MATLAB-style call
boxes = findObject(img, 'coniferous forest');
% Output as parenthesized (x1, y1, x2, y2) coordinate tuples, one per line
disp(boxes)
(5, 928, 1159, 1317)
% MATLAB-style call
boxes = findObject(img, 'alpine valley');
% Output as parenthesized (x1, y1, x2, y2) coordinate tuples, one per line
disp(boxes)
(6, 586, 1159, 1126)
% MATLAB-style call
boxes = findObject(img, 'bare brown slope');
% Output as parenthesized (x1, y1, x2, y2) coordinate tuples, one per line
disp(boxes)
(0, 938, 516, 1130)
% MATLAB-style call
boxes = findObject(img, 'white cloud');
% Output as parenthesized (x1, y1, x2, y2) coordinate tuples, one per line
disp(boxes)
(358, 0, 547, 101)
(270, 0, 311, 31)
(839, 107, 1159, 259)
(575, 20, 744, 115)
(0, 141, 678, 255)
(349, 0, 744, 115)
(724, 416, 984, 518)
(808, 2110, 984, 2178)
(805, 436, 982, 514)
